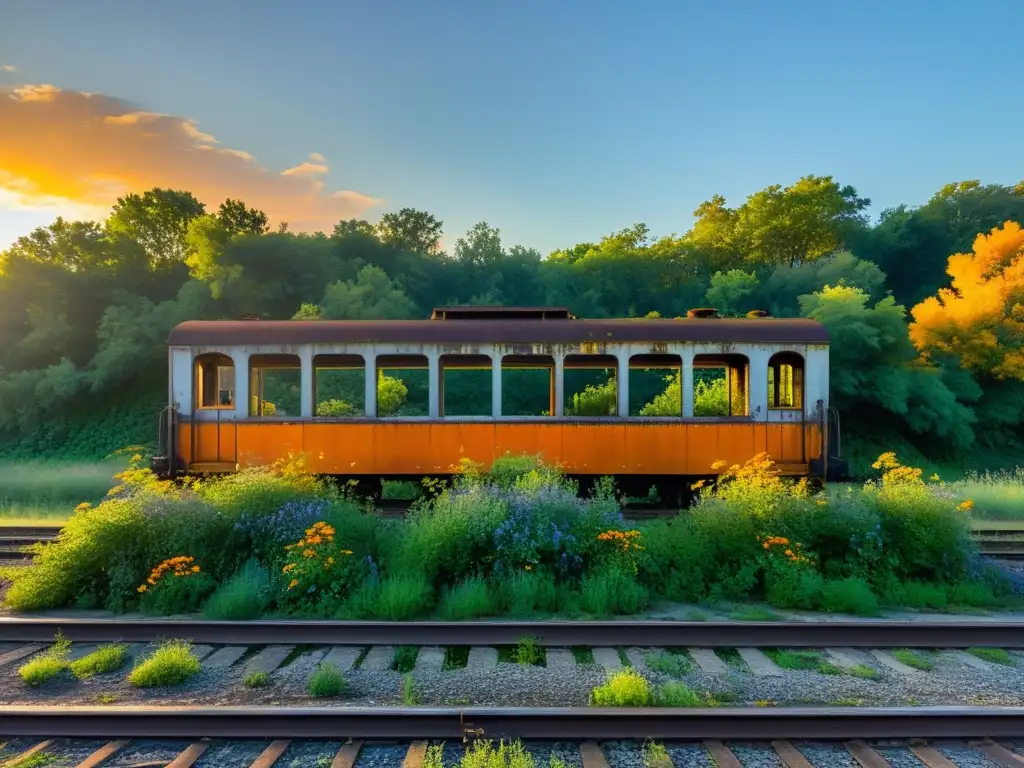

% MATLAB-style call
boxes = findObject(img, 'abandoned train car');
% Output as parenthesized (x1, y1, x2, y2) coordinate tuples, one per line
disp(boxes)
(151, 306, 845, 488)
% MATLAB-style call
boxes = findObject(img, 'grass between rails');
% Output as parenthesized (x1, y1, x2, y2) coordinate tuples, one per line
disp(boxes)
(4, 451, 1024, 623)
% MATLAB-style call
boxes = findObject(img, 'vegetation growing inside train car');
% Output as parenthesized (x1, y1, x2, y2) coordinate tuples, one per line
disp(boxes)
(4, 452, 1020, 617)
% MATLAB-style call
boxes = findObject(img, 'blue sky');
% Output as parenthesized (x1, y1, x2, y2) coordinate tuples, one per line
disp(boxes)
(1, 0, 1022, 254)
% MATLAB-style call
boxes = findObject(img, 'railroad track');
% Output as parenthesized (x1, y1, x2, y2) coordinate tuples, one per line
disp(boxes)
(1, 616, 1023, 647)
(3, 708, 1024, 767)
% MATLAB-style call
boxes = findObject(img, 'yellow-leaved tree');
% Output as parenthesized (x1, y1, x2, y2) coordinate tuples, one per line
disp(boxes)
(909, 221, 1024, 380)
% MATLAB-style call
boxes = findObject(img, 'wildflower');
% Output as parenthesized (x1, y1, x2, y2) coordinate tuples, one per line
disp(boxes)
(524, 564, 532, 571)
(691, 479, 706, 490)
(958, 499, 974, 513)
(282, 563, 296, 573)
(288, 579, 299, 590)
(711, 459, 728, 470)
(341, 550, 353, 555)
(930, 473, 941, 482)
(75, 502, 91, 512)
(137, 585, 148, 593)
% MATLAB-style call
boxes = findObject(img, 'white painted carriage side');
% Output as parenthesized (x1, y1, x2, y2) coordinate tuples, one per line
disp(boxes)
(175, 339, 829, 425)
(170, 346, 193, 415)
(804, 345, 830, 416)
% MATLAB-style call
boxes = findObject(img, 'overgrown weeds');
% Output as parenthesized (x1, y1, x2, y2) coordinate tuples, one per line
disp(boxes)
(127, 639, 201, 687)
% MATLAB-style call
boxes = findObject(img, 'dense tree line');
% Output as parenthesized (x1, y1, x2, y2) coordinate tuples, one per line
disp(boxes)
(1, 177, 1023, 471)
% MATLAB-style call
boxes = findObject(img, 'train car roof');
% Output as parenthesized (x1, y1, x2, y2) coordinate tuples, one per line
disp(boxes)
(168, 317, 829, 346)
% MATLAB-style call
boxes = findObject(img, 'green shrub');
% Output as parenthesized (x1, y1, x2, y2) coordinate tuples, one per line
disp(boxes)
(511, 637, 543, 666)
(18, 631, 71, 687)
(202, 559, 272, 620)
(495, 570, 559, 616)
(244, 670, 270, 688)
(879, 579, 948, 611)
(128, 639, 201, 687)
(765, 564, 824, 610)
(590, 668, 652, 706)
(644, 650, 692, 677)
(438, 576, 496, 619)
(308, 662, 345, 697)
(820, 578, 879, 616)
(848, 663, 880, 679)
(580, 566, 648, 617)
(458, 738, 536, 768)
(369, 574, 434, 620)
(947, 581, 1000, 608)
(654, 680, 703, 707)
(70, 644, 128, 679)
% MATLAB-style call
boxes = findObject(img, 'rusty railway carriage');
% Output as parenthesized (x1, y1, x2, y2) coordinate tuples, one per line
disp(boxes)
(152, 306, 846, 496)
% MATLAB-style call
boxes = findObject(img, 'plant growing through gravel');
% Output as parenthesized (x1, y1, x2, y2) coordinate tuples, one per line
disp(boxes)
(307, 661, 345, 697)
(848, 663, 880, 679)
(18, 630, 72, 687)
(443, 646, 469, 670)
(460, 738, 536, 768)
(510, 636, 543, 666)
(645, 649, 693, 677)
(391, 645, 419, 673)
(1, 751, 60, 768)
(641, 740, 672, 768)
(70, 643, 128, 679)
(402, 673, 418, 705)
(892, 648, 935, 671)
(127, 639, 201, 687)
(763, 649, 842, 675)
(653, 680, 703, 707)
(590, 667, 652, 706)
(423, 744, 445, 768)
(967, 647, 1015, 665)
(243, 670, 270, 688)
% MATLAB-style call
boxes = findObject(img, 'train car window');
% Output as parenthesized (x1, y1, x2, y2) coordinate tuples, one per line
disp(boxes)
(693, 354, 748, 416)
(440, 354, 492, 417)
(196, 354, 235, 409)
(249, 354, 300, 417)
(768, 352, 804, 410)
(564, 354, 618, 417)
(376, 354, 429, 417)
(501, 354, 556, 416)
(313, 354, 366, 417)
(631, 354, 682, 416)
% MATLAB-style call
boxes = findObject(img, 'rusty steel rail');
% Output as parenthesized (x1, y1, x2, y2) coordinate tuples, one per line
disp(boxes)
(2, 705, 1024, 740)
(1, 617, 1023, 647)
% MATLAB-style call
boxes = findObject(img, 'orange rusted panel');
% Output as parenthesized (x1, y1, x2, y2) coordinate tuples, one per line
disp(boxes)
(188, 421, 820, 476)
(493, 424, 564, 468)
(176, 424, 193, 466)
(561, 423, 627, 474)
(194, 423, 222, 463)
(624, 424, 685, 474)
(235, 423, 304, 467)
(301, 423, 376, 474)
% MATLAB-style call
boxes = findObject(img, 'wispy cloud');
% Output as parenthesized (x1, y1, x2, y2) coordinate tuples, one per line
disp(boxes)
(309, 152, 327, 162)
(0, 84, 382, 232)
(1, 65, 16, 72)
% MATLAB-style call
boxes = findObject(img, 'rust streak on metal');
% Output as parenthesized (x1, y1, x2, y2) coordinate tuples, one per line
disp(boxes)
(168, 317, 829, 346)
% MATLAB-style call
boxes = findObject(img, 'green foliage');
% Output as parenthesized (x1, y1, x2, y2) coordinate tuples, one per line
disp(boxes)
(392, 646, 419, 673)
(456, 738, 536, 768)
(18, 631, 72, 687)
(438, 576, 496, 619)
(705, 269, 759, 315)
(653, 680, 703, 707)
(244, 670, 270, 688)
(580, 565, 648, 616)
(590, 667, 652, 706)
(966, 647, 1014, 666)
(307, 661, 346, 697)
(201, 559, 273, 620)
(567, 378, 617, 416)
(128, 639, 201, 687)
(891, 648, 935, 671)
(70, 644, 128, 679)
(819, 578, 879, 616)
(511, 637, 543, 666)
(644, 650, 693, 677)
(403, 673, 419, 705)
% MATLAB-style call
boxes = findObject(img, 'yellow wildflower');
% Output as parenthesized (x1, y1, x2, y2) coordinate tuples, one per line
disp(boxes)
(957, 499, 974, 513)
(137, 584, 148, 593)
(288, 579, 299, 590)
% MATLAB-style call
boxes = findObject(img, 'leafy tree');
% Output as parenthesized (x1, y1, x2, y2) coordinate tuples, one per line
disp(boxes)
(333, 219, 376, 239)
(375, 208, 443, 255)
(106, 188, 206, 266)
(761, 250, 887, 317)
(705, 270, 759, 315)
(320, 265, 416, 320)
(217, 199, 270, 236)
(184, 215, 239, 299)
(909, 221, 1024, 380)
(293, 303, 321, 320)
(800, 285, 976, 453)
(688, 176, 870, 268)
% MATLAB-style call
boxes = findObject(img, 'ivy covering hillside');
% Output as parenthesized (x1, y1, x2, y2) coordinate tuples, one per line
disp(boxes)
(1, 179, 1023, 474)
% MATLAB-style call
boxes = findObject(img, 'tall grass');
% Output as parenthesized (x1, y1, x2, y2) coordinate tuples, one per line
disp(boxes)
(951, 469, 1024, 520)
(0, 459, 123, 524)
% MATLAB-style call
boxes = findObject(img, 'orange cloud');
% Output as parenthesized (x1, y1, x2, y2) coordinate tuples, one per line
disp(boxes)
(0, 84, 383, 232)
